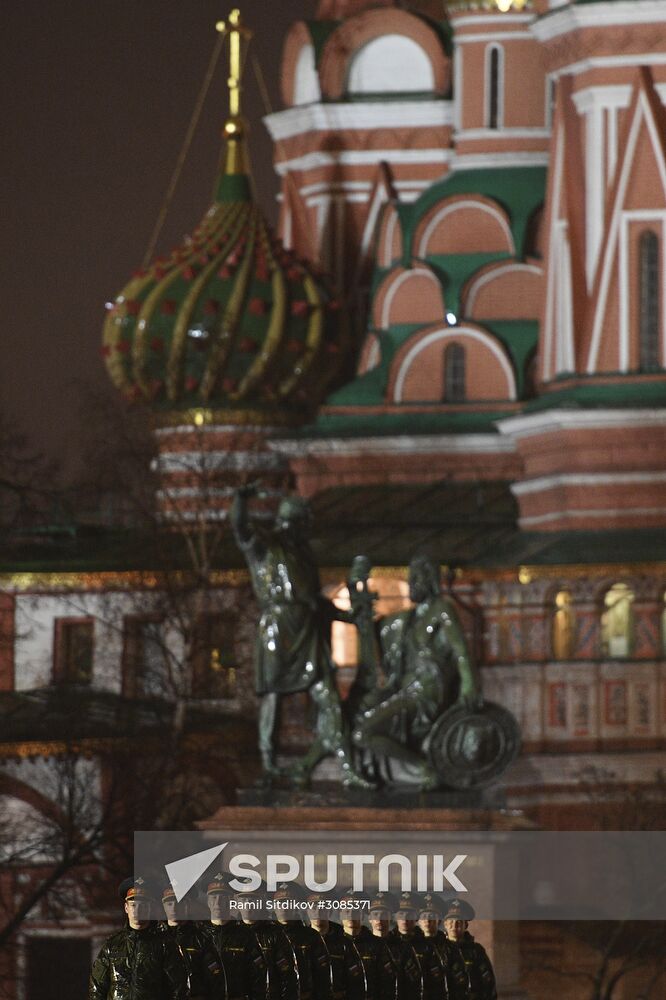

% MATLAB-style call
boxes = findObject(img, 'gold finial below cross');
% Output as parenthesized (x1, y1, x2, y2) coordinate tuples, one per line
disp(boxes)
(215, 8, 252, 121)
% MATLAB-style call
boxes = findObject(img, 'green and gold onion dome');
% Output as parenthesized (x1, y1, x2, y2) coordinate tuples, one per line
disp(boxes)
(102, 10, 343, 427)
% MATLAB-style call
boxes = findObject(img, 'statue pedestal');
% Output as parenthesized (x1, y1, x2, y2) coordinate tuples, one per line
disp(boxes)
(235, 781, 508, 811)
(200, 798, 534, 998)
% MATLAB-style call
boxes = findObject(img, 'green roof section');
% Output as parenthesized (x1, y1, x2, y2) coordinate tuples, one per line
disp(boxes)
(486, 320, 538, 397)
(0, 687, 255, 747)
(0, 524, 247, 574)
(426, 252, 507, 316)
(304, 19, 339, 66)
(297, 408, 512, 438)
(2, 487, 666, 577)
(405, 166, 546, 258)
(215, 172, 252, 203)
(525, 378, 666, 412)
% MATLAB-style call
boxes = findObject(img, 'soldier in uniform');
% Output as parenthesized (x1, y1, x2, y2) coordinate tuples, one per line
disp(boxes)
(340, 890, 396, 1000)
(204, 874, 268, 1000)
(443, 900, 496, 1000)
(273, 883, 331, 999)
(306, 892, 366, 1000)
(160, 882, 227, 999)
(415, 894, 469, 1000)
(385, 892, 423, 1000)
(89, 877, 187, 1000)
(235, 884, 300, 1000)
(367, 892, 394, 941)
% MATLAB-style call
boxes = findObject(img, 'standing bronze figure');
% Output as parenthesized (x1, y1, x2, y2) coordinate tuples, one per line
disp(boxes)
(231, 486, 370, 788)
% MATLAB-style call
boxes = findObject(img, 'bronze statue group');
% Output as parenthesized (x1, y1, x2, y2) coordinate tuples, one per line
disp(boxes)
(230, 488, 519, 794)
(89, 875, 497, 999)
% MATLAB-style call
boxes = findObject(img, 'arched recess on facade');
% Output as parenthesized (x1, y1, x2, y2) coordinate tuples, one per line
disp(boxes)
(0, 771, 69, 828)
(281, 22, 321, 107)
(412, 195, 514, 258)
(376, 203, 403, 269)
(319, 9, 450, 100)
(347, 35, 435, 95)
(372, 263, 445, 329)
(461, 260, 543, 320)
(598, 580, 636, 659)
(386, 322, 517, 403)
(547, 584, 577, 661)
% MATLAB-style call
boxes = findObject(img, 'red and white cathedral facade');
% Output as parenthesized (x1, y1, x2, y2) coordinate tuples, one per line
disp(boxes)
(2, 2, 666, 996)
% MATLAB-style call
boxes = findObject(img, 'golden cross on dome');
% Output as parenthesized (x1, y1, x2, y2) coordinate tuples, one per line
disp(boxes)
(216, 9, 252, 124)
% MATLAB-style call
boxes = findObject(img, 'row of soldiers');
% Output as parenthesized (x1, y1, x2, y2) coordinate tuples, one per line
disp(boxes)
(89, 875, 497, 1000)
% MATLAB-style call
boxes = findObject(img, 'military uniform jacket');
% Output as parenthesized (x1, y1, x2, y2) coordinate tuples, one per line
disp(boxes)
(252, 922, 300, 1000)
(161, 922, 227, 999)
(89, 922, 188, 1000)
(433, 932, 471, 1000)
(456, 934, 496, 1000)
(410, 930, 451, 1000)
(279, 921, 331, 1000)
(320, 923, 366, 1000)
(205, 921, 268, 1000)
(346, 927, 396, 1000)
(386, 929, 423, 1000)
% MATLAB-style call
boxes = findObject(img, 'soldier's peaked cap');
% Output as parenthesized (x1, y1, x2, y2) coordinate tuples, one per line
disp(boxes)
(119, 876, 154, 901)
(443, 898, 475, 920)
(369, 890, 396, 912)
(418, 892, 445, 917)
(394, 890, 420, 914)
(274, 882, 305, 902)
(339, 888, 367, 906)
(207, 871, 232, 895)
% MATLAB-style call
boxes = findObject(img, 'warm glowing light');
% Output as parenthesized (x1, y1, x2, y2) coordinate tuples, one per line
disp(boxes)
(494, 0, 528, 9)
(194, 410, 205, 426)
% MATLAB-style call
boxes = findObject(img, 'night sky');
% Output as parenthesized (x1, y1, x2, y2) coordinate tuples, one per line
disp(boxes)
(2, 0, 316, 479)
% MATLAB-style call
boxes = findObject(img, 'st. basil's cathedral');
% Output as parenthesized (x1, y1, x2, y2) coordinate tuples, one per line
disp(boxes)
(1, 2, 666, 998)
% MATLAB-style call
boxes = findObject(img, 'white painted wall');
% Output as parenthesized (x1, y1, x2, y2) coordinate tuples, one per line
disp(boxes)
(347, 35, 434, 95)
(293, 43, 321, 105)
(14, 591, 164, 692)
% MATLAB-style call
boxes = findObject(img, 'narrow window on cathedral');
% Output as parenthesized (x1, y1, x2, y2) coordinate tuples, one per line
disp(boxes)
(552, 589, 575, 660)
(191, 613, 238, 699)
(639, 229, 660, 370)
(487, 45, 503, 130)
(53, 618, 94, 685)
(122, 616, 169, 700)
(443, 343, 466, 402)
(601, 583, 635, 658)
